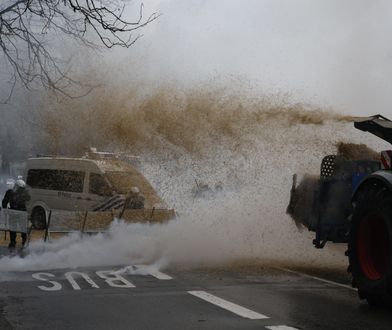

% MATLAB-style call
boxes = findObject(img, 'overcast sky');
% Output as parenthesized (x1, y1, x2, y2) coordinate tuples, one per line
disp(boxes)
(113, 0, 392, 116)
(1, 1, 392, 117)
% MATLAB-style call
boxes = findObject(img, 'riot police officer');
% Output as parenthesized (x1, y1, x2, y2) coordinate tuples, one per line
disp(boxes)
(2, 178, 30, 249)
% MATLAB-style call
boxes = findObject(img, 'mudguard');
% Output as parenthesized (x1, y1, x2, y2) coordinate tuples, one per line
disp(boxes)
(352, 170, 392, 202)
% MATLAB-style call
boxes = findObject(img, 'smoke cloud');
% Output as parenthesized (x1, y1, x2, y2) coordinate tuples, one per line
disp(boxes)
(1, 1, 392, 273)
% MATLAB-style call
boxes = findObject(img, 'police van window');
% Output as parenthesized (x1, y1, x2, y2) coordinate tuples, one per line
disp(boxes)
(27, 169, 52, 189)
(58, 170, 84, 192)
(27, 169, 84, 193)
(89, 173, 111, 196)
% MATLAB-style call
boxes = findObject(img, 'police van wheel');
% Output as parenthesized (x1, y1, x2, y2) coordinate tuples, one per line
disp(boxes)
(348, 186, 392, 307)
(31, 207, 47, 230)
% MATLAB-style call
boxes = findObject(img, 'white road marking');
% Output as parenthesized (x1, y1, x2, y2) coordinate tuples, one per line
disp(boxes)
(96, 270, 135, 288)
(65, 272, 100, 290)
(266, 326, 299, 330)
(188, 290, 269, 320)
(132, 265, 173, 280)
(148, 270, 173, 280)
(32, 273, 62, 291)
(276, 267, 356, 291)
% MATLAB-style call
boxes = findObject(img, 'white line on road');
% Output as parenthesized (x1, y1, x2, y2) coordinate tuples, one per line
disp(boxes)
(65, 272, 100, 290)
(276, 267, 356, 291)
(148, 270, 173, 280)
(266, 326, 299, 330)
(133, 265, 173, 280)
(188, 290, 269, 320)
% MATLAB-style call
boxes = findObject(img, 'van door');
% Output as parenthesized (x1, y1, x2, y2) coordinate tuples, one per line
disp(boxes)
(54, 170, 86, 211)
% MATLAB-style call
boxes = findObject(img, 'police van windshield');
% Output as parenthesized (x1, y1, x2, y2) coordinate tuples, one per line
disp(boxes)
(105, 171, 149, 194)
(105, 171, 163, 206)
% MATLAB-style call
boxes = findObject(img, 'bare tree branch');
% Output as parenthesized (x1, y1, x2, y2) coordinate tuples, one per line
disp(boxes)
(0, 1, 27, 16)
(0, 0, 158, 101)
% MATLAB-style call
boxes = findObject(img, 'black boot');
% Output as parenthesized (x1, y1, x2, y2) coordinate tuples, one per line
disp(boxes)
(21, 233, 27, 248)
(8, 241, 16, 250)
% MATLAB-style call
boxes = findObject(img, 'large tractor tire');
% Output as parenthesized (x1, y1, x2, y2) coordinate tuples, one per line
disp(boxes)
(348, 184, 392, 306)
(31, 207, 47, 230)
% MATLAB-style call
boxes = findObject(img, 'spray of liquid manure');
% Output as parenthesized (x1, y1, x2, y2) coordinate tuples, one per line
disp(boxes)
(0, 83, 372, 273)
(286, 142, 380, 229)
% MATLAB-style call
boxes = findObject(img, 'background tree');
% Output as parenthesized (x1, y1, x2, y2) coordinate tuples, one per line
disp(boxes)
(0, 0, 157, 101)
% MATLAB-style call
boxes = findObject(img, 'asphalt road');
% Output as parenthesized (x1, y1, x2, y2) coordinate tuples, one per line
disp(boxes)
(0, 257, 391, 330)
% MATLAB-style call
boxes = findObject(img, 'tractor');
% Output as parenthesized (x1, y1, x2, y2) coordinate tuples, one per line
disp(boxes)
(287, 114, 392, 306)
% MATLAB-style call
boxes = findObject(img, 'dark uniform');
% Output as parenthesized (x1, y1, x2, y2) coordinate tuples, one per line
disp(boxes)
(127, 189, 145, 209)
(2, 186, 30, 248)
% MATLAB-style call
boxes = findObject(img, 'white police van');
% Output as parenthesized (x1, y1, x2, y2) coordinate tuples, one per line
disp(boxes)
(25, 156, 173, 229)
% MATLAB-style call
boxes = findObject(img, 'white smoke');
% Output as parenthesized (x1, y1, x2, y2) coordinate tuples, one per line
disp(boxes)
(0, 196, 344, 273)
